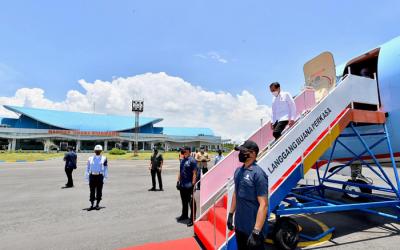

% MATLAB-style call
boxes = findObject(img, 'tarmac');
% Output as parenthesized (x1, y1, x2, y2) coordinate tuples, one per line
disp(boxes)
(0, 154, 400, 250)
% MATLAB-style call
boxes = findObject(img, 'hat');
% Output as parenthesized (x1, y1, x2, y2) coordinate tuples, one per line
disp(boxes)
(94, 145, 103, 151)
(234, 140, 259, 155)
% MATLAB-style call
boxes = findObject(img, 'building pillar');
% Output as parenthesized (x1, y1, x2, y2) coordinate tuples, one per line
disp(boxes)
(142, 142, 145, 150)
(11, 138, 16, 151)
(104, 140, 108, 152)
(128, 141, 132, 152)
(165, 142, 169, 151)
(76, 140, 81, 152)
(150, 142, 154, 150)
(43, 139, 51, 152)
(8, 139, 12, 152)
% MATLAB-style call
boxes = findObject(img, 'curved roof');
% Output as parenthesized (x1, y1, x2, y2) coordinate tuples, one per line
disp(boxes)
(4, 105, 163, 132)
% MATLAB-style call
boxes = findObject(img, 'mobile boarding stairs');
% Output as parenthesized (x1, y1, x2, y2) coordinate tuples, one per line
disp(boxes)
(193, 74, 400, 250)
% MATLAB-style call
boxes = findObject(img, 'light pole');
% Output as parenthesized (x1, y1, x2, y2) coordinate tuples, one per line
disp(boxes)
(131, 100, 144, 156)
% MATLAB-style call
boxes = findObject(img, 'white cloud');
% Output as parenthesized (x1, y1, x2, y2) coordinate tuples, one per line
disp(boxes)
(195, 51, 229, 64)
(0, 72, 271, 141)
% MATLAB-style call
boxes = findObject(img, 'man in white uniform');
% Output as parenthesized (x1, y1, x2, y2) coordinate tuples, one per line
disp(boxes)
(269, 82, 296, 140)
(85, 145, 108, 210)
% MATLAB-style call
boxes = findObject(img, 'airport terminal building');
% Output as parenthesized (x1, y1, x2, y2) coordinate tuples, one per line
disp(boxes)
(0, 105, 222, 152)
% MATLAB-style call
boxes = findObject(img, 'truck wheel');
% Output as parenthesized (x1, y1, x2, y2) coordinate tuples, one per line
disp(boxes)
(342, 179, 372, 199)
(274, 217, 299, 250)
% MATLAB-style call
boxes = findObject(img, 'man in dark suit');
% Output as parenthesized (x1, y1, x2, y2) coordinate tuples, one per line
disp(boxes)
(63, 146, 77, 188)
(149, 148, 164, 191)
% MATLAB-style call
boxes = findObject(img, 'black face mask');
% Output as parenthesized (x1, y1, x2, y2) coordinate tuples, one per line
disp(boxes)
(238, 151, 250, 163)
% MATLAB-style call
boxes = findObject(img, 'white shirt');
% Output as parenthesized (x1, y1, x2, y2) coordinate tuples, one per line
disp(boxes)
(85, 155, 108, 180)
(214, 155, 224, 165)
(271, 91, 296, 123)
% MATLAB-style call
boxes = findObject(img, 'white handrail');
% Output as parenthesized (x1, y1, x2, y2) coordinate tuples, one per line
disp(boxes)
(196, 88, 316, 217)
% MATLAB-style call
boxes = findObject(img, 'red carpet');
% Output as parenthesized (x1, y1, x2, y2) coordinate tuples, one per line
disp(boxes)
(119, 237, 200, 250)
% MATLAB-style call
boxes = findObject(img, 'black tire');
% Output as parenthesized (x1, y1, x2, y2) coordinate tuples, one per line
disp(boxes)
(274, 217, 300, 250)
(342, 179, 372, 200)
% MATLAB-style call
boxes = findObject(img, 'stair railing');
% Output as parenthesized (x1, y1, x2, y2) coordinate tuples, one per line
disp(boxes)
(194, 88, 316, 219)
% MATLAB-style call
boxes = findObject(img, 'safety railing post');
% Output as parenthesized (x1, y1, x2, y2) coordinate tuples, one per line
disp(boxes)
(213, 201, 216, 249)
(384, 123, 400, 196)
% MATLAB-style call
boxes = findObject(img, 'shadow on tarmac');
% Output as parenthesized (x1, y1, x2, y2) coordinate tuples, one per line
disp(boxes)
(82, 206, 106, 211)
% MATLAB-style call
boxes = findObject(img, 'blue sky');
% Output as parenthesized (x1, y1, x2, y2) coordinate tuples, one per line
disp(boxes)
(0, 0, 399, 106)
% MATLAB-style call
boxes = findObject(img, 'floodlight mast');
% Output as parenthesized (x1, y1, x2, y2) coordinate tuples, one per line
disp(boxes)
(131, 100, 144, 156)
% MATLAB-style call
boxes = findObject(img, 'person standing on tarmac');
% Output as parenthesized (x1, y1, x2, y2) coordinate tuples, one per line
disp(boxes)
(176, 146, 197, 227)
(85, 145, 108, 211)
(214, 149, 224, 165)
(227, 140, 269, 250)
(195, 147, 210, 175)
(270, 82, 296, 140)
(148, 148, 163, 191)
(63, 146, 77, 188)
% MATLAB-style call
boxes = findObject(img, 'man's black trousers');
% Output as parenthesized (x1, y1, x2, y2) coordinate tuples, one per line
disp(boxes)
(151, 169, 163, 189)
(65, 167, 74, 187)
(235, 230, 265, 250)
(272, 120, 289, 140)
(89, 174, 104, 202)
(179, 187, 193, 220)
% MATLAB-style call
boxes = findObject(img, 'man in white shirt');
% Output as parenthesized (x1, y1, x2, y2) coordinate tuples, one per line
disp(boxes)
(214, 149, 224, 165)
(270, 82, 296, 140)
(85, 145, 108, 210)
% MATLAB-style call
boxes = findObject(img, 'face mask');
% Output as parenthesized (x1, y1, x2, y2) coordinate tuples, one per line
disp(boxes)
(272, 91, 279, 97)
(238, 151, 250, 163)
(95, 151, 101, 156)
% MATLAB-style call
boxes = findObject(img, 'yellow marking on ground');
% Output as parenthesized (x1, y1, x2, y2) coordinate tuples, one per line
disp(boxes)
(265, 214, 332, 248)
(297, 215, 333, 248)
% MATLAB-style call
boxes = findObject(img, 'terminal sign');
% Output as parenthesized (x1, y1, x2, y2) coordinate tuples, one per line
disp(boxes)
(48, 130, 120, 137)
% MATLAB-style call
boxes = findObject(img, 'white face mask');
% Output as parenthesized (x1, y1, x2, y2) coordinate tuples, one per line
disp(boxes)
(272, 91, 279, 97)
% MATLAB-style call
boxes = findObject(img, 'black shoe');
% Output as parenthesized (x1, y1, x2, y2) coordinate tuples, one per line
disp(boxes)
(148, 188, 156, 191)
(159, 188, 164, 191)
(187, 221, 193, 227)
(88, 206, 94, 211)
(177, 216, 189, 222)
(95, 205, 100, 210)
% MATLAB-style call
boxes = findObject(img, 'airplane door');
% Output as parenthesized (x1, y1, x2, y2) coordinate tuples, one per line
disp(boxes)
(303, 52, 336, 102)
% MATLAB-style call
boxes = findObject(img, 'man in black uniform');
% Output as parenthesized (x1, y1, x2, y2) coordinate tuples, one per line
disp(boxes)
(63, 146, 77, 188)
(227, 140, 269, 250)
(176, 146, 197, 227)
(149, 148, 163, 191)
